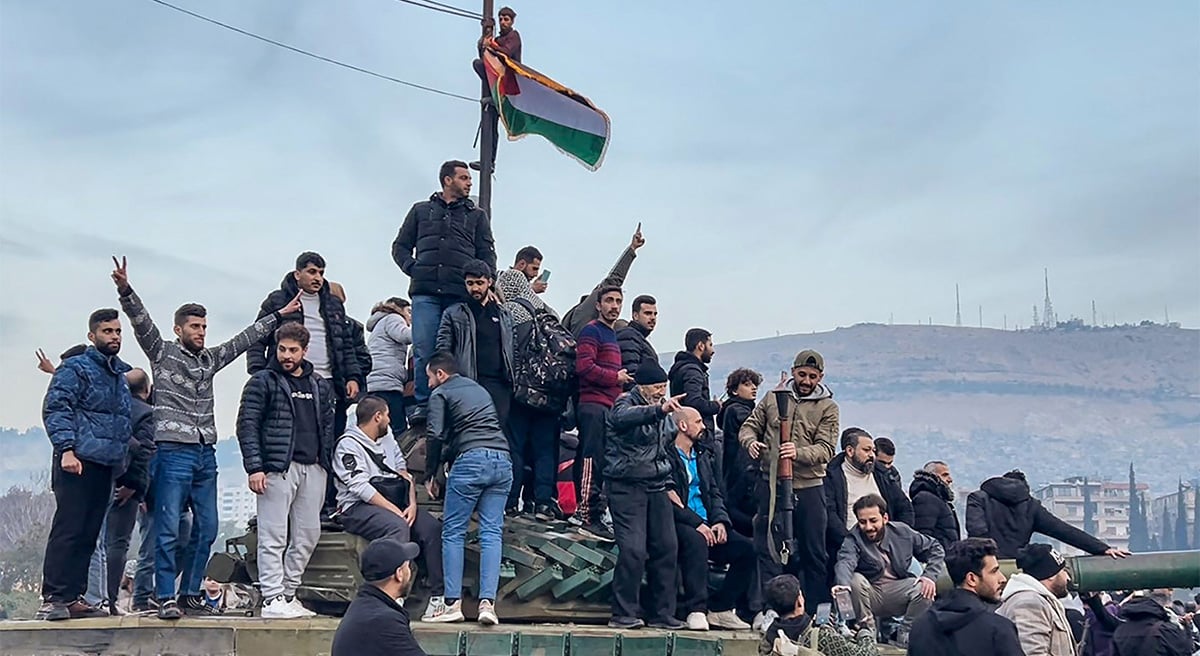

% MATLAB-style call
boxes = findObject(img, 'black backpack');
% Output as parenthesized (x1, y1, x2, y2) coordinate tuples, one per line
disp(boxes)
(511, 298, 577, 413)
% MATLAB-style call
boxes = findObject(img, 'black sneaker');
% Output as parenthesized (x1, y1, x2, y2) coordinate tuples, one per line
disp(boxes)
(505, 505, 523, 519)
(157, 599, 182, 620)
(608, 616, 644, 629)
(578, 521, 615, 543)
(534, 501, 564, 521)
(180, 594, 222, 616)
(35, 601, 70, 621)
(648, 617, 686, 631)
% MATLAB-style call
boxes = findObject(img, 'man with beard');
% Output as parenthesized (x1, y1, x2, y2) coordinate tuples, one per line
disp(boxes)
(825, 428, 913, 562)
(436, 259, 515, 433)
(113, 256, 299, 619)
(330, 540, 426, 656)
(996, 543, 1078, 656)
(616, 294, 658, 390)
(739, 349, 838, 606)
(236, 323, 336, 618)
(873, 437, 903, 489)
(910, 461, 961, 551)
(605, 361, 685, 631)
(668, 328, 722, 438)
(833, 494, 944, 647)
(247, 252, 363, 437)
(908, 538, 1024, 656)
(37, 309, 132, 621)
(572, 285, 633, 541)
(391, 160, 497, 424)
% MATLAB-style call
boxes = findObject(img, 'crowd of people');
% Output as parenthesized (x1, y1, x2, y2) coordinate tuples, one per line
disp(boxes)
(33, 160, 1198, 656)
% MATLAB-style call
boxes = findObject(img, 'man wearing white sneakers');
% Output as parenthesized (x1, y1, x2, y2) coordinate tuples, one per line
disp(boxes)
(235, 323, 336, 618)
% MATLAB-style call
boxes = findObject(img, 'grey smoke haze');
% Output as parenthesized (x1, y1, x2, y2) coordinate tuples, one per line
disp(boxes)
(1, 0, 1197, 434)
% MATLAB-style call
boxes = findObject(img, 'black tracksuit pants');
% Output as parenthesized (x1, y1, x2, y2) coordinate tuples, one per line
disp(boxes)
(608, 480, 677, 622)
(754, 480, 829, 606)
(41, 457, 114, 602)
(676, 521, 756, 614)
(572, 402, 609, 524)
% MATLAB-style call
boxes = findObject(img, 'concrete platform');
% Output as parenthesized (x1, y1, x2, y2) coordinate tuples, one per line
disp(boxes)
(0, 616, 907, 655)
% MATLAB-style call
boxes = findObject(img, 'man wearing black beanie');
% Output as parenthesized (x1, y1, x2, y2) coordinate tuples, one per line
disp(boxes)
(605, 360, 686, 630)
(996, 543, 1077, 656)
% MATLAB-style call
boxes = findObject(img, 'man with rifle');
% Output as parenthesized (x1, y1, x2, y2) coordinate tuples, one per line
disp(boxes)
(739, 350, 839, 609)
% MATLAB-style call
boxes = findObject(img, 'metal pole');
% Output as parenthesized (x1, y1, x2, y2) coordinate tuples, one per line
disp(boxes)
(478, 0, 495, 217)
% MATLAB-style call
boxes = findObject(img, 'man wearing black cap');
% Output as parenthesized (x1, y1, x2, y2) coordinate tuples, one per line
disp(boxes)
(331, 540, 425, 656)
(996, 543, 1077, 656)
(605, 360, 686, 630)
(738, 349, 839, 607)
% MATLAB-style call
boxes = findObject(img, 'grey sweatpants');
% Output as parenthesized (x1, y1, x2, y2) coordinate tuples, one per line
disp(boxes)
(849, 573, 931, 631)
(257, 462, 326, 599)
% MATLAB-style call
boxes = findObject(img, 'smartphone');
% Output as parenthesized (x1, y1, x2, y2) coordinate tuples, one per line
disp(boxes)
(815, 603, 832, 626)
(538, 269, 551, 282)
(833, 588, 856, 621)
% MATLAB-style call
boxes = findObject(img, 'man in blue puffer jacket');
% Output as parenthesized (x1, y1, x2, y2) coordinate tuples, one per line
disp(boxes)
(37, 308, 132, 621)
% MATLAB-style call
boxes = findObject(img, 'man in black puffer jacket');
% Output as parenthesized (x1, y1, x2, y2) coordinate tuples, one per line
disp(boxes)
(667, 328, 721, 435)
(910, 461, 961, 551)
(236, 323, 337, 619)
(616, 294, 657, 391)
(248, 252, 364, 437)
(391, 160, 497, 422)
(966, 470, 1126, 560)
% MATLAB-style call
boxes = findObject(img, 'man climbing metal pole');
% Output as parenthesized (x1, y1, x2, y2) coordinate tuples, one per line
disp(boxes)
(473, 4, 521, 215)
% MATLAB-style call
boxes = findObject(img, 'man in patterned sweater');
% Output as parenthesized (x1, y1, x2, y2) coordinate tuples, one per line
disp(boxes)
(571, 285, 633, 541)
(112, 257, 300, 620)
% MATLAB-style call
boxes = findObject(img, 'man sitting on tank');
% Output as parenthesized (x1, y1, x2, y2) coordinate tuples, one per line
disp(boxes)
(333, 395, 445, 622)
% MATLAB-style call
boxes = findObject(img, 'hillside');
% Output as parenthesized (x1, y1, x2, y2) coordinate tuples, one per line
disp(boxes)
(3, 324, 1197, 496)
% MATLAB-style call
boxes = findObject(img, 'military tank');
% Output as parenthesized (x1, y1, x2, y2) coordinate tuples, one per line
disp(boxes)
(207, 427, 1200, 620)
(207, 427, 624, 620)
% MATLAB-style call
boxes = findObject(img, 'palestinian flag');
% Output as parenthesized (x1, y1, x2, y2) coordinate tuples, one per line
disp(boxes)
(482, 46, 610, 171)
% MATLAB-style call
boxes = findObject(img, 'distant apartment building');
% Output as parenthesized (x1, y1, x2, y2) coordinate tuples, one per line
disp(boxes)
(1149, 484, 1197, 550)
(219, 484, 257, 527)
(1032, 477, 1146, 554)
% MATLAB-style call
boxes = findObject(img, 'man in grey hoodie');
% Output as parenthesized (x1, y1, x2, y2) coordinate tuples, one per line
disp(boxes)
(333, 396, 444, 622)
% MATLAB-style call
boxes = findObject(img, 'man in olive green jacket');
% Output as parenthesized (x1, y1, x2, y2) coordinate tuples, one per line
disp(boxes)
(739, 349, 839, 608)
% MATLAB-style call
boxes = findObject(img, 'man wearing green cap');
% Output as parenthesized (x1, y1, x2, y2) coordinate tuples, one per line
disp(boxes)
(738, 349, 839, 608)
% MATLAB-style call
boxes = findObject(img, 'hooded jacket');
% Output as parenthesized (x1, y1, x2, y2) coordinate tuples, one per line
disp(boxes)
(667, 438, 731, 529)
(718, 396, 758, 535)
(967, 474, 1110, 558)
(247, 274, 364, 395)
(1112, 597, 1193, 656)
(668, 351, 721, 434)
(996, 572, 1077, 656)
(391, 193, 497, 300)
(42, 346, 132, 468)
(235, 358, 337, 474)
(909, 469, 962, 551)
(616, 321, 656, 391)
(833, 520, 945, 587)
(824, 452, 915, 548)
(737, 382, 839, 490)
(604, 387, 675, 489)
(333, 424, 408, 512)
(435, 299, 515, 384)
(365, 311, 412, 392)
(908, 588, 1025, 656)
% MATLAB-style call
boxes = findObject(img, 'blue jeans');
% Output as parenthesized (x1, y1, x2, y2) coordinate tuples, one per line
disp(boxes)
(442, 448, 512, 601)
(83, 510, 111, 606)
(411, 294, 455, 407)
(153, 443, 218, 600)
(133, 503, 194, 606)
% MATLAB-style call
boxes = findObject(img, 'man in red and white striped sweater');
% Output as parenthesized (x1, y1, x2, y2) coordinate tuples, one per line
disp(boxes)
(571, 285, 633, 541)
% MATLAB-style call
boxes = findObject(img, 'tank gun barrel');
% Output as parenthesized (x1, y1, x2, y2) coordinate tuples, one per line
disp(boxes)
(937, 550, 1200, 595)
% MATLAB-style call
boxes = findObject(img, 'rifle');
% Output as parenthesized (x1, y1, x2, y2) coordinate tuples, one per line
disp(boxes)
(767, 387, 798, 566)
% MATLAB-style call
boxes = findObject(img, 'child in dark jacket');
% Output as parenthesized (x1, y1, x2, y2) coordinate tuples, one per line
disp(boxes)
(759, 574, 877, 656)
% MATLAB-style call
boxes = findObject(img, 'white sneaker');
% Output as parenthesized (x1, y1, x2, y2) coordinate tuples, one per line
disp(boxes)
(753, 609, 779, 632)
(477, 599, 499, 626)
(261, 595, 307, 619)
(685, 611, 710, 631)
(423, 598, 464, 623)
(707, 609, 751, 630)
(286, 596, 315, 618)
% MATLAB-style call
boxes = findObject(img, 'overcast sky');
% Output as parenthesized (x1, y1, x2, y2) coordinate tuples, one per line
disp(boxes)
(1, 0, 1197, 433)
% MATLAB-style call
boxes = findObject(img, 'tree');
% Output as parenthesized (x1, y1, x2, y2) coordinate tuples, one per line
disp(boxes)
(1174, 480, 1190, 550)
(1193, 479, 1199, 552)
(1127, 464, 1150, 551)
(0, 485, 56, 618)
(1082, 477, 1097, 536)
(1160, 506, 1174, 551)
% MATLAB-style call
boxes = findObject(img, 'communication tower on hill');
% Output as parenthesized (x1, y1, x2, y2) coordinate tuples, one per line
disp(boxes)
(955, 284, 962, 327)
(1042, 268, 1057, 329)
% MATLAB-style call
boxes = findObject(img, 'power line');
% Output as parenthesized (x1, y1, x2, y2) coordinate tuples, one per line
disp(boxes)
(146, 0, 476, 102)
(393, 0, 481, 20)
